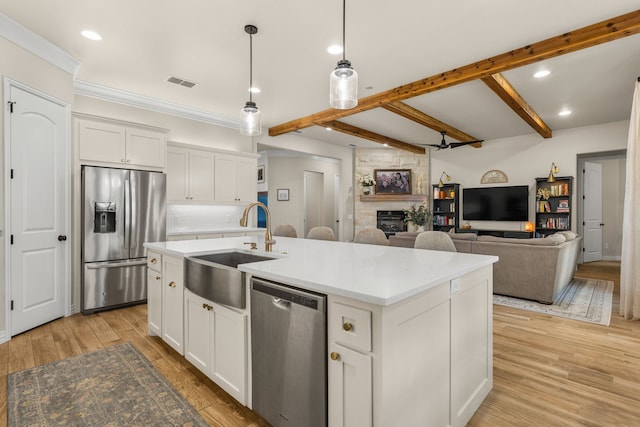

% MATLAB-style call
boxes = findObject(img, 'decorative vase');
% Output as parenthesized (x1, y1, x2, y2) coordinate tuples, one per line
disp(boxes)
(363, 186, 372, 195)
(417, 225, 425, 232)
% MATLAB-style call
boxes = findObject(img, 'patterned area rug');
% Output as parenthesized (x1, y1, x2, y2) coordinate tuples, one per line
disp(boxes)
(493, 277, 613, 326)
(8, 342, 208, 426)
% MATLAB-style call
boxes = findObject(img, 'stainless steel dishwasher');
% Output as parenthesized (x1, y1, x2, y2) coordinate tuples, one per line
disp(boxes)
(251, 277, 327, 427)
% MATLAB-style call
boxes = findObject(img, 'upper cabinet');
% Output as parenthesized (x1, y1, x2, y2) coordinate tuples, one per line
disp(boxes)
(76, 115, 167, 169)
(166, 142, 258, 205)
(167, 146, 215, 202)
(214, 154, 257, 203)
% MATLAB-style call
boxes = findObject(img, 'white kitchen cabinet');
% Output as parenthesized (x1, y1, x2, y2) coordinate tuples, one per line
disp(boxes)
(328, 302, 373, 426)
(167, 146, 215, 202)
(77, 116, 166, 168)
(184, 289, 248, 404)
(214, 154, 257, 203)
(184, 290, 212, 373)
(328, 265, 492, 427)
(146, 250, 162, 337)
(328, 342, 372, 427)
(162, 255, 184, 355)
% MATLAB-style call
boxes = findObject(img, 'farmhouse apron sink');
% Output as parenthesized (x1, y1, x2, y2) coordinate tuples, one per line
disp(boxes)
(184, 251, 276, 309)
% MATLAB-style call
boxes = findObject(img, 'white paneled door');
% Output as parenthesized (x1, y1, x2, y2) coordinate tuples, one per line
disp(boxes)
(6, 81, 69, 336)
(583, 161, 603, 263)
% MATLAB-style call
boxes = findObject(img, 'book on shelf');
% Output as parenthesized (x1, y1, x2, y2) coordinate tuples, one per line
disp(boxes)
(556, 199, 570, 212)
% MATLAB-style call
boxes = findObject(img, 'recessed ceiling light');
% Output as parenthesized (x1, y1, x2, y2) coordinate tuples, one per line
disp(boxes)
(326, 127, 333, 131)
(558, 109, 572, 116)
(249, 87, 261, 94)
(81, 30, 102, 41)
(327, 44, 343, 55)
(534, 70, 551, 78)
(383, 143, 389, 147)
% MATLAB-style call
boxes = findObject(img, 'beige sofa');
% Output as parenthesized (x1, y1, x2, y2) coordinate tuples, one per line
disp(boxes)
(390, 231, 583, 304)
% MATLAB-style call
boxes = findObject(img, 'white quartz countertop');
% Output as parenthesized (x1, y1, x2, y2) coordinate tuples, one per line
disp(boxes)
(145, 235, 498, 306)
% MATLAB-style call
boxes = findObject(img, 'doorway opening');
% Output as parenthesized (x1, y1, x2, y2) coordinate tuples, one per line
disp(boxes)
(577, 150, 626, 263)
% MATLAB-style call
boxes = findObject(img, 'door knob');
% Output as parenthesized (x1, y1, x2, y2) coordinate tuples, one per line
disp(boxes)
(330, 352, 340, 361)
(58, 235, 67, 241)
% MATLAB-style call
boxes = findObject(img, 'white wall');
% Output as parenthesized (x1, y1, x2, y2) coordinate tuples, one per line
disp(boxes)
(430, 120, 630, 233)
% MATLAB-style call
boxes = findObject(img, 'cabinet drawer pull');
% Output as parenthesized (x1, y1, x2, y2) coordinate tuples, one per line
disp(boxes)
(168, 281, 176, 288)
(202, 303, 213, 311)
(330, 352, 340, 361)
(343, 322, 353, 332)
(150, 258, 157, 264)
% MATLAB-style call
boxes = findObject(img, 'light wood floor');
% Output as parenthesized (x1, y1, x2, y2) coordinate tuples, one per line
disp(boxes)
(1, 261, 638, 426)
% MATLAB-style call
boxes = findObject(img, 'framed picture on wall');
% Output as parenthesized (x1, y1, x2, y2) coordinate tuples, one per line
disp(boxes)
(277, 188, 289, 201)
(257, 165, 265, 183)
(374, 169, 412, 194)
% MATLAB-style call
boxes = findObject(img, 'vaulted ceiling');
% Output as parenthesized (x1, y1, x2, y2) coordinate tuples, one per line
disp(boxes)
(2, 2, 639, 152)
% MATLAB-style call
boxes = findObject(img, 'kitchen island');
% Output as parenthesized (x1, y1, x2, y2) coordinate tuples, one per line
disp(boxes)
(145, 235, 498, 427)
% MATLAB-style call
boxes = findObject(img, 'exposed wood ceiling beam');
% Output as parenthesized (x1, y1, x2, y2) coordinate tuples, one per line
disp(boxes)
(269, 9, 640, 137)
(381, 102, 483, 148)
(321, 120, 426, 154)
(481, 73, 552, 138)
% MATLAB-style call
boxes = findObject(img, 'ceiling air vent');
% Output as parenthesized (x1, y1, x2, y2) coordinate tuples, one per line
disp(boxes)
(166, 76, 197, 88)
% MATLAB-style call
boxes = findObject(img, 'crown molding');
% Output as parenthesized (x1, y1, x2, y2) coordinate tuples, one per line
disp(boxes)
(0, 12, 80, 75)
(74, 80, 241, 130)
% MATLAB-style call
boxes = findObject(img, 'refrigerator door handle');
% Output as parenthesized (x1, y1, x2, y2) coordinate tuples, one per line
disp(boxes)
(129, 175, 138, 252)
(124, 178, 131, 252)
(86, 260, 148, 269)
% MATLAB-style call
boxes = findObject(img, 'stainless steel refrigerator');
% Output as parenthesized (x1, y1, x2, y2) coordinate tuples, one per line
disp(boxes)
(82, 166, 166, 314)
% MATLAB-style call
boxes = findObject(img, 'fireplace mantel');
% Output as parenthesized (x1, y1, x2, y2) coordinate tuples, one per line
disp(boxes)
(360, 194, 428, 202)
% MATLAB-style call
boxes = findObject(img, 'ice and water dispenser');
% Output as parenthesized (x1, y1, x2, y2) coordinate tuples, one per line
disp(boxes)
(94, 202, 116, 233)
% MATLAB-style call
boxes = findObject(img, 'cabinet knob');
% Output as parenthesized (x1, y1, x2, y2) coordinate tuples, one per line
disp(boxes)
(150, 258, 157, 264)
(156, 275, 161, 280)
(343, 322, 353, 332)
(126, 159, 131, 163)
(202, 303, 213, 311)
(330, 352, 340, 361)
(168, 281, 176, 288)
(121, 159, 126, 163)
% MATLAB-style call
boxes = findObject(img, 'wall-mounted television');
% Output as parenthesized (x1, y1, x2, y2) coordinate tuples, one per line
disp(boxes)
(463, 185, 529, 221)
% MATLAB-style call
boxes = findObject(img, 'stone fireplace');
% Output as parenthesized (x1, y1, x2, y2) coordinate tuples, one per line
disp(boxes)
(354, 147, 430, 237)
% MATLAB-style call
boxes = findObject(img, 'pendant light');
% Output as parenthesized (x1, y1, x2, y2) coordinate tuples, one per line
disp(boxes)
(329, 0, 358, 109)
(240, 24, 261, 136)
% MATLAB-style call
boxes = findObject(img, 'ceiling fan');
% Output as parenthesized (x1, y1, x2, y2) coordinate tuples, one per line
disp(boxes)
(423, 131, 483, 150)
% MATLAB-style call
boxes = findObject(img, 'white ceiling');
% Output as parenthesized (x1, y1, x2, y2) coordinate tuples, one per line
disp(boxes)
(2, 1, 639, 149)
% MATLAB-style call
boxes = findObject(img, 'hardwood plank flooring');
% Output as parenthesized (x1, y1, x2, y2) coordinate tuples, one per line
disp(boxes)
(1, 261, 638, 426)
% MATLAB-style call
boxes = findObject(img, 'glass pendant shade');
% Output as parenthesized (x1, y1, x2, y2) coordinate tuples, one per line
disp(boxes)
(240, 101, 261, 136)
(330, 59, 358, 109)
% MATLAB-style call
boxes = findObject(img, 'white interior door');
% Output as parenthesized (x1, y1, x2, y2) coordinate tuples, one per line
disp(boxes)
(304, 171, 324, 238)
(6, 81, 69, 336)
(583, 161, 603, 262)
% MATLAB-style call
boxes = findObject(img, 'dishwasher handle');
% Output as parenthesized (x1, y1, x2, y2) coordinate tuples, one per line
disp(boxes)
(271, 297, 291, 311)
(251, 278, 325, 312)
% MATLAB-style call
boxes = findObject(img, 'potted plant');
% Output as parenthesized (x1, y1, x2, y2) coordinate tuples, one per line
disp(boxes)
(404, 203, 432, 232)
(358, 174, 375, 195)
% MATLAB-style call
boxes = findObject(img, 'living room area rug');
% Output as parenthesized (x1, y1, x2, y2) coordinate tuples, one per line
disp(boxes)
(493, 277, 613, 326)
(8, 341, 208, 426)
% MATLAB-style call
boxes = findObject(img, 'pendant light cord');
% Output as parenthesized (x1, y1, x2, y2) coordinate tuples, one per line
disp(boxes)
(342, 0, 346, 61)
(249, 32, 253, 103)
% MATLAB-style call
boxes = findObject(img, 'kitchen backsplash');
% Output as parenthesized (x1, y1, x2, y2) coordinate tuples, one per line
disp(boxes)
(167, 204, 249, 233)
